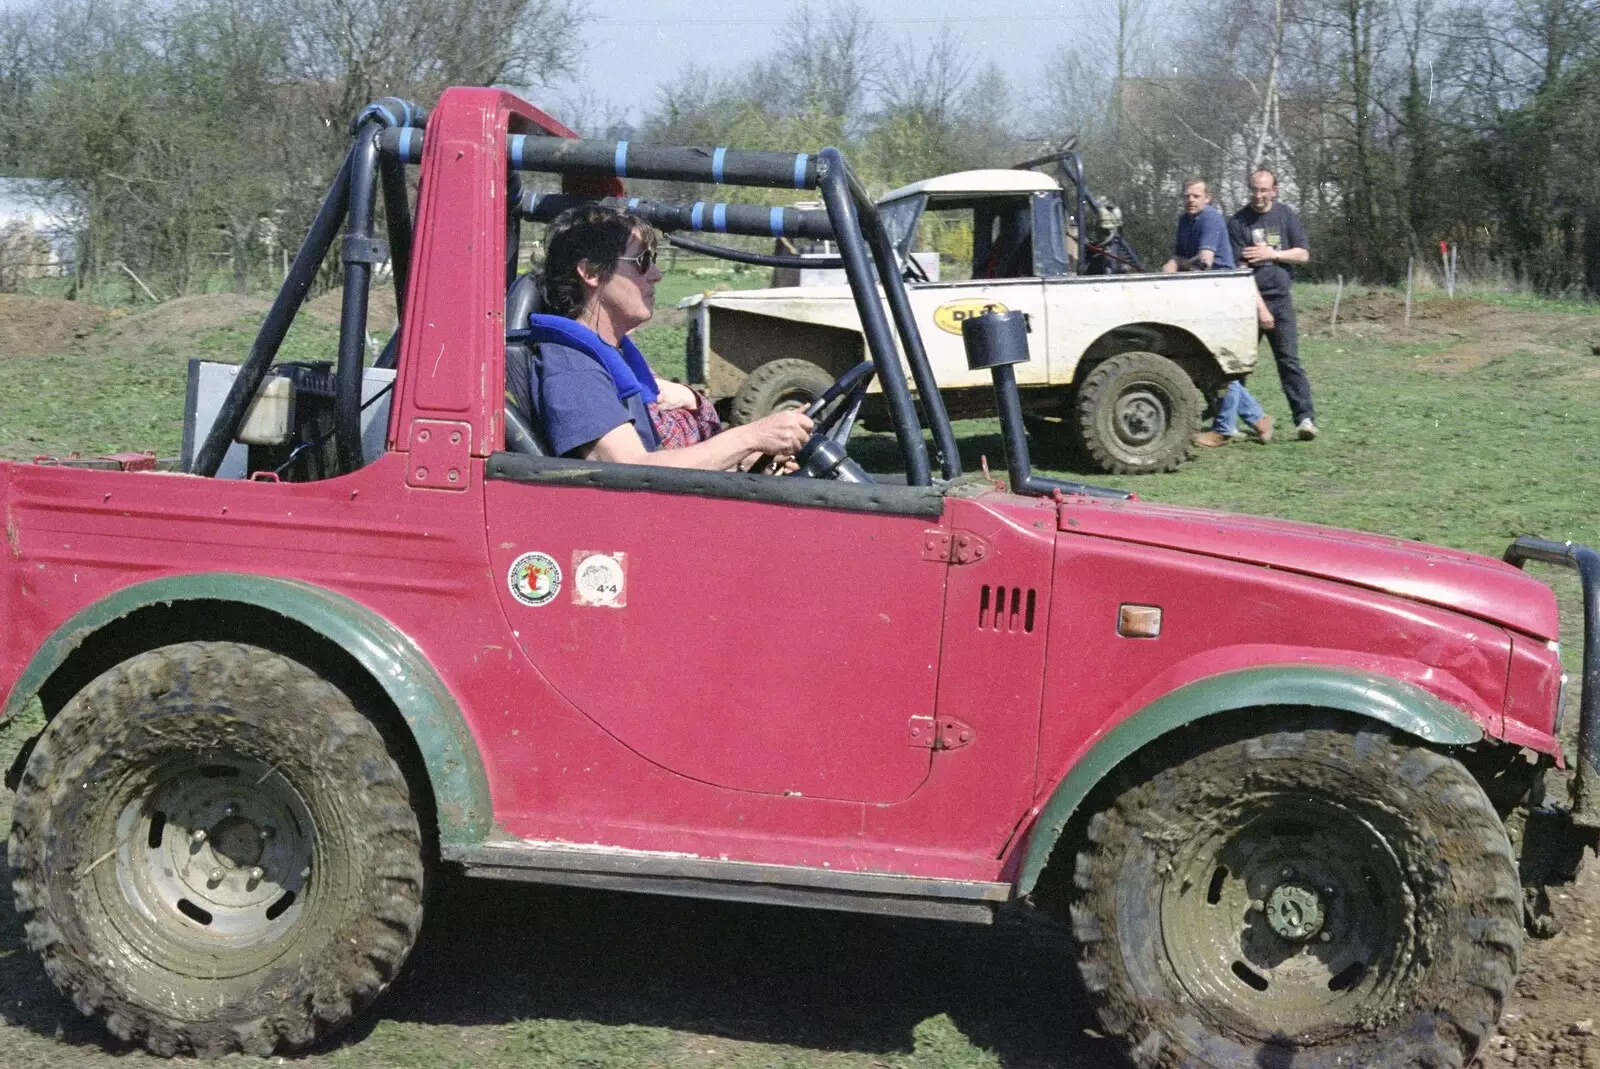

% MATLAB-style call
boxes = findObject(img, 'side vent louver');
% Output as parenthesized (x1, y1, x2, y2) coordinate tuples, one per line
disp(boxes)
(978, 585, 1036, 633)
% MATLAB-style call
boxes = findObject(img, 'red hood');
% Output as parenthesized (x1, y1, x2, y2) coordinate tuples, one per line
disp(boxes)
(1053, 495, 1558, 639)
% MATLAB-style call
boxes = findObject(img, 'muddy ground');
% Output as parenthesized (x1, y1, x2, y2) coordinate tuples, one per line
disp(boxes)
(1483, 767, 1600, 1069)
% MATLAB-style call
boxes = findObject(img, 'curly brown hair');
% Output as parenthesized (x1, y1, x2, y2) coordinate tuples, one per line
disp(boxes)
(540, 204, 658, 319)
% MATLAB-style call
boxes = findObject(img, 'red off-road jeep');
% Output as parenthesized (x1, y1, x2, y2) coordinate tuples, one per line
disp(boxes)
(3, 89, 1596, 1068)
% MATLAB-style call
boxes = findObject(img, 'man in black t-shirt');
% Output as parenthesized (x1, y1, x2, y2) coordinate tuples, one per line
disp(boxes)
(1233, 169, 1317, 439)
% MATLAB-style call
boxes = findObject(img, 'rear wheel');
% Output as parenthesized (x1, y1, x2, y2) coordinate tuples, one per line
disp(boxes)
(1071, 712, 1520, 1068)
(729, 358, 835, 425)
(7, 641, 425, 1056)
(1072, 351, 1201, 474)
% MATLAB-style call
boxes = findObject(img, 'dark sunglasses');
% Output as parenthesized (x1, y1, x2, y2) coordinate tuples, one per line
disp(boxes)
(616, 249, 656, 273)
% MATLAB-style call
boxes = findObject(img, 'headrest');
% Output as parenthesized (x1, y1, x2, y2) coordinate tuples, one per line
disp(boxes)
(506, 274, 543, 331)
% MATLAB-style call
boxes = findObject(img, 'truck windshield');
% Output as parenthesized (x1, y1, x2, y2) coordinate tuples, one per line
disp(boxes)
(878, 195, 924, 260)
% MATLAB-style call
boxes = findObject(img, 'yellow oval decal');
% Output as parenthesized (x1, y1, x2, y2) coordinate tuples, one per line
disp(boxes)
(933, 298, 1010, 335)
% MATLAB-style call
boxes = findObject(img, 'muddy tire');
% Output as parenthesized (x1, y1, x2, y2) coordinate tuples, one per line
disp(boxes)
(1071, 712, 1520, 1069)
(1072, 351, 1201, 474)
(729, 358, 834, 425)
(7, 642, 425, 1056)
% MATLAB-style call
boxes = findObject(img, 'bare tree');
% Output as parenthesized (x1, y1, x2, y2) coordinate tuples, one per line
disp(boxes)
(772, 0, 882, 125)
(286, 0, 589, 130)
(1251, 0, 1288, 169)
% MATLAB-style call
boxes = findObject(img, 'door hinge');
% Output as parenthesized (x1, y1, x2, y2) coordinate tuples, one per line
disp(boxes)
(406, 419, 473, 491)
(920, 528, 990, 565)
(909, 716, 975, 751)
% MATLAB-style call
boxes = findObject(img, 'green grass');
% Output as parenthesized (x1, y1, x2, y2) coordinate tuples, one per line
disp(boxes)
(0, 312, 340, 459)
(0, 277, 1597, 1068)
(1023, 330, 1600, 555)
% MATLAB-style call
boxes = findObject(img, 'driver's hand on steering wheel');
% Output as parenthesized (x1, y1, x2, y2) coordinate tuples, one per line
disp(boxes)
(739, 454, 800, 474)
(739, 409, 813, 457)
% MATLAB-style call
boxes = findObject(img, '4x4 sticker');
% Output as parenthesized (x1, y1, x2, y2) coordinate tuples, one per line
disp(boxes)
(933, 298, 1009, 335)
(572, 551, 627, 608)
(507, 551, 561, 607)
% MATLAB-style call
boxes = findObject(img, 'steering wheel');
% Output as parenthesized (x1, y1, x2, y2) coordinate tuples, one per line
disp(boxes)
(751, 359, 877, 480)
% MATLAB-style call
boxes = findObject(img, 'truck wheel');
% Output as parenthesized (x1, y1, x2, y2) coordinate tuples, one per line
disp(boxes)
(7, 642, 425, 1056)
(1071, 713, 1520, 1069)
(729, 358, 835, 425)
(1073, 351, 1201, 474)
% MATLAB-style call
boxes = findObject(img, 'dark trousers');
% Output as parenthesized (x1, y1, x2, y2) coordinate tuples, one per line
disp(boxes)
(1261, 292, 1314, 424)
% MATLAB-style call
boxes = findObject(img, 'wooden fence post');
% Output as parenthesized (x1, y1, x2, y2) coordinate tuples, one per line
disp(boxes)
(1404, 258, 1414, 330)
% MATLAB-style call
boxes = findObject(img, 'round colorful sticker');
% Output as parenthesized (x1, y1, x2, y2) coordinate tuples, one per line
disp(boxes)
(507, 551, 562, 607)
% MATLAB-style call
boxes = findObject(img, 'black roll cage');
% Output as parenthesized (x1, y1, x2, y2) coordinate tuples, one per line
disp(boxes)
(191, 97, 966, 486)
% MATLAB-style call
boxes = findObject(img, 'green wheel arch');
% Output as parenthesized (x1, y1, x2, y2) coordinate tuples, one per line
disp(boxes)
(1, 573, 492, 845)
(1016, 664, 1486, 894)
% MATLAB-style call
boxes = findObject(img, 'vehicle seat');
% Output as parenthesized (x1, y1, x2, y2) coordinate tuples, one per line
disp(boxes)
(504, 274, 553, 456)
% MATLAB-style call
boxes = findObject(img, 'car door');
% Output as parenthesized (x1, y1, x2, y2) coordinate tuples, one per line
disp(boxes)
(483, 460, 949, 804)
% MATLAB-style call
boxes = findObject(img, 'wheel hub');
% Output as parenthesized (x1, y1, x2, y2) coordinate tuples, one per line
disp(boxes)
(1113, 388, 1168, 447)
(106, 755, 315, 976)
(1158, 798, 1412, 1040)
(210, 814, 267, 869)
(1265, 882, 1326, 942)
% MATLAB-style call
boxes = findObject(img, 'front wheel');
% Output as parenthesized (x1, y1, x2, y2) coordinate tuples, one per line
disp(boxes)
(7, 641, 426, 1056)
(1072, 351, 1202, 474)
(1071, 712, 1520, 1068)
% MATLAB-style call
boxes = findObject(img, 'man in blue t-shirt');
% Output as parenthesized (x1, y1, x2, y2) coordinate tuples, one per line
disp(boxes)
(1162, 179, 1235, 273)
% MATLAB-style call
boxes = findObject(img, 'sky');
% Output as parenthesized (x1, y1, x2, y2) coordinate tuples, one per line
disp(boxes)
(570, 0, 1090, 130)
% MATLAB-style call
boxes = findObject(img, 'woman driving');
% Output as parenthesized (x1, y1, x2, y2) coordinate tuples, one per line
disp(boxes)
(525, 205, 813, 470)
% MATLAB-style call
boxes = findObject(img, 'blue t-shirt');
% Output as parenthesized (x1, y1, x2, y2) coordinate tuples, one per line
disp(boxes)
(529, 342, 660, 458)
(1175, 204, 1236, 269)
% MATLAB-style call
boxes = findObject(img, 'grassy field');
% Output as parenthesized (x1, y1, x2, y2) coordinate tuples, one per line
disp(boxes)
(1, 275, 1598, 1068)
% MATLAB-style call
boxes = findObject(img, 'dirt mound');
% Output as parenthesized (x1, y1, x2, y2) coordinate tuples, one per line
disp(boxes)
(0, 295, 112, 358)
(1333, 293, 1550, 336)
(305, 287, 398, 329)
(88, 293, 270, 357)
(1328, 294, 1600, 371)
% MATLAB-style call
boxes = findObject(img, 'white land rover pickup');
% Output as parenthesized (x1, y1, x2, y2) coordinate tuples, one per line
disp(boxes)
(680, 167, 1261, 474)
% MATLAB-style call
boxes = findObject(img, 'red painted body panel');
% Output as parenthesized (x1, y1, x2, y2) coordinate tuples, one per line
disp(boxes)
(859, 494, 1055, 859)
(484, 478, 943, 802)
(1058, 496, 1558, 640)
(1031, 531, 1561, 809)
(1505, 634, 1565, 745)
(0, 89, 1568, 896)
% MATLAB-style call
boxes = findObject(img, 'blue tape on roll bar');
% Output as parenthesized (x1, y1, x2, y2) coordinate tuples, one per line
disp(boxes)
(509, 134, 525, 168)
(770, 207, 785, 237)
(793, 153, 809, 189)
(614, 140, 629, 177)
(712, 147, 726, 183)
(712, 204, 727, 232)
(398, 128, 419, 162)
(627, 198, 640, 210)
(690, 202, 705, 230)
